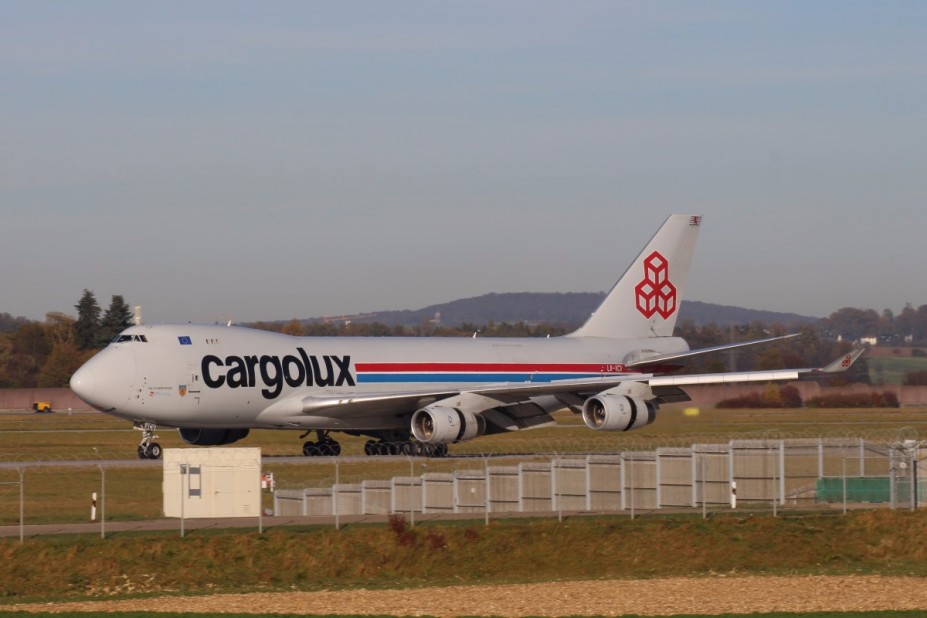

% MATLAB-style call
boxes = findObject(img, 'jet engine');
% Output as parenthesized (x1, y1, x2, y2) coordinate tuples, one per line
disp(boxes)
(411, 405, 487, 444)
(178, 428, 251, 446)
(581, 391, 656, 432)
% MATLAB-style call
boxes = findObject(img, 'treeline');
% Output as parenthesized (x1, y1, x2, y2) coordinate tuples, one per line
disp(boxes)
(7, 298, 927, 389)
(820, 305, 927, 343)
(248, 319, 572, 339)
(0, 291, 133, 388)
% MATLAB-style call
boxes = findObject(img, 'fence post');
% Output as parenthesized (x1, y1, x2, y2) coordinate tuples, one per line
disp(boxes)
(334, 459, 340, 530)
(484, 456, 490, 527)
(842, 456, 847, 515)
(98, 464, 106, 539)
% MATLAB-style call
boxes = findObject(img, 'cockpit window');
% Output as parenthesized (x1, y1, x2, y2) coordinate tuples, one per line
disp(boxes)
(113, 334, 148, 343)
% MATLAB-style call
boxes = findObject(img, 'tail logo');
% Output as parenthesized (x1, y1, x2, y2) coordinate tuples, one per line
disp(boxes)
(635, 251, 677, 319)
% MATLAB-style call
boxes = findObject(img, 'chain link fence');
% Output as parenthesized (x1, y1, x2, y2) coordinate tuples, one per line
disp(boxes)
(3, 430, 927, 540)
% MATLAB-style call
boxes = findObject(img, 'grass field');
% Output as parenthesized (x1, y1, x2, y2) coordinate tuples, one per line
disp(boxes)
(866, 355, 927, 384)
(4, 404, 927, 461)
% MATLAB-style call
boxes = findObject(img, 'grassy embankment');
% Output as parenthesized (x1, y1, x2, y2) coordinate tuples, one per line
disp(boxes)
(1, 508, 927, 602)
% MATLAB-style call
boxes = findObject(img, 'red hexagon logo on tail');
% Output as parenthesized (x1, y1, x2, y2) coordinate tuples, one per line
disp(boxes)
(634, 251, 677, 319)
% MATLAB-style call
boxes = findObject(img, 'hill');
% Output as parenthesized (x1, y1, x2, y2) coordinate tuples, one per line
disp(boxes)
(305, 293, 819, 329)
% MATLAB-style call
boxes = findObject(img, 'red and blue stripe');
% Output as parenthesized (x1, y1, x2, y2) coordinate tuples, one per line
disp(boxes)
(354, 362, 629, 384)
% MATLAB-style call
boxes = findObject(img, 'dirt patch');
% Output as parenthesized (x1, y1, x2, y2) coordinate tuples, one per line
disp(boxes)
(8, 575, 927, 616)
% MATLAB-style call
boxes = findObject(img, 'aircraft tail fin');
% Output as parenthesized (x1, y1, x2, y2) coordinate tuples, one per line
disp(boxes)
(567, 214, 702, 339)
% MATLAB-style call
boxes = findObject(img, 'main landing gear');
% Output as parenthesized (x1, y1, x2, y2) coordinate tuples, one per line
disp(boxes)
(301, 430, 342, 457)
(363, 440, 448, 457)
(298, 430, 449, 457)
(135, 422, 163, 460)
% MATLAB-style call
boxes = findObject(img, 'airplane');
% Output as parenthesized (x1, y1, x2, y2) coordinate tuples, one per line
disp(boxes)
(69, 214, 863, 459)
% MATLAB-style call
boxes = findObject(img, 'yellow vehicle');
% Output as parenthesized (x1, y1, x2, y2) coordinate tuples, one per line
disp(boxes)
(32, 401, 53, 413)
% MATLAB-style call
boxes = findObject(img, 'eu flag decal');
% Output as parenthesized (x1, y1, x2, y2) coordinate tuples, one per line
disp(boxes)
(178, 336, 192, 345)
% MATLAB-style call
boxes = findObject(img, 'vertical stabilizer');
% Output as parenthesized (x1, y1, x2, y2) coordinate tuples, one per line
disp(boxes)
(568, 214, 701, 339)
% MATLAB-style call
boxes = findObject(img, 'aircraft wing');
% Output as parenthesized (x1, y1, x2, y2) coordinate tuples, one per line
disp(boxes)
(624, 333, 799, 370)
(259, 348, 864, 433)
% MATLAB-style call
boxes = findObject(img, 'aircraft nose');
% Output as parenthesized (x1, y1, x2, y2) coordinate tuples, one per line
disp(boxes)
(70, 363, 96, 403)
(69, 347, 135, 411)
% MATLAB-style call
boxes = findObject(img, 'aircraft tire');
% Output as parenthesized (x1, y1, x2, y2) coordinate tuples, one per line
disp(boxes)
(364, 440, 376, 456)
(302, 441, 319, 457)
(137, 445, 149, 460)
(149, 443, 163, 459)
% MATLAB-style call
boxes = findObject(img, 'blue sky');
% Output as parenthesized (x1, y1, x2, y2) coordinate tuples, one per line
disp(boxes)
(2, 2, 925, 323)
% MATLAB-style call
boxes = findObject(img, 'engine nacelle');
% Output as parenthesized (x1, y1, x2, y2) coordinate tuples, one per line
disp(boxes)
(178, 427, 251, 446)
(411, 406, 487, 444)
(581, 393, 656, 432)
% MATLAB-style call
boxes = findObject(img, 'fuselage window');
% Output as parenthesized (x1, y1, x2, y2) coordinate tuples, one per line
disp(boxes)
(113, 334, 149, 343)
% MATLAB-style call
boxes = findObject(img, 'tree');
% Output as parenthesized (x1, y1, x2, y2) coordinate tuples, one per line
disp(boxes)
(281, 319, 305, 336)
(74, 290, 101, 350)
(824, 307, 880, 342)
(37, 342, 84, 387)
(5, 322, 50, 388)
(896, 303, 917, 341)
(99, 295, 134, 345)
(878, 308, 895, 341)
(44, 312, 75, 347)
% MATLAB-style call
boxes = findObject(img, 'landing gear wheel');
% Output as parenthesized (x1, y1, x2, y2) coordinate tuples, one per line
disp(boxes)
(364, 440, 377, 456)
(302, 435, 342, 457)
(137, 442, 162, 460)
(135, 422, 161, 459)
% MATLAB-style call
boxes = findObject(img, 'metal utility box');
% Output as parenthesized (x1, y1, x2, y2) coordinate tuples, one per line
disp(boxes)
(163, 448, 261, 518)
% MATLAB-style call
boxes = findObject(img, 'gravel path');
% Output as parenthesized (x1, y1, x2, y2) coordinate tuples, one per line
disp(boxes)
(8, 575, 927, 616)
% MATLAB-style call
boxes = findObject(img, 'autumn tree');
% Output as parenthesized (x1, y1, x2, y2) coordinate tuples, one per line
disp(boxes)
(38, 341, 84, 387)
(4, 322, 51, 388)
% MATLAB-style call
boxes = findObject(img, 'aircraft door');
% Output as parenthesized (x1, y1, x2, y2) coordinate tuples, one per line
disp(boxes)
(178, 362, 202, 406)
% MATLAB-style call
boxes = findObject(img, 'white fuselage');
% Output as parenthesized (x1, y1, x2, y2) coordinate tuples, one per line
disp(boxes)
(71, 323, 689, 431)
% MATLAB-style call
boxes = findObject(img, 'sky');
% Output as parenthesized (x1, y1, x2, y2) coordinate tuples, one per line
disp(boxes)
(2, 1, 926, 324)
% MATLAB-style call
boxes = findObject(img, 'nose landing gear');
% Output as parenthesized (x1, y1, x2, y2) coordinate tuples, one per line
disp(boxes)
(135, 422, 162, 459)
